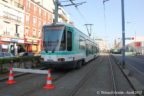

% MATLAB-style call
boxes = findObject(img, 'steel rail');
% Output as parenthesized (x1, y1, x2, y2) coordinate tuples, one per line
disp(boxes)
(110, 55, 141, 96)
(108, 55, 118, 96)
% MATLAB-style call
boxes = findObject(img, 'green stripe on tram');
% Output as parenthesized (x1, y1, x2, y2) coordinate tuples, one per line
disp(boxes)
(41, 51, 85, 55)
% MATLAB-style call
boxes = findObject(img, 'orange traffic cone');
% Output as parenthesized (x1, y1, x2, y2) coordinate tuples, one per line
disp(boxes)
(43, 69, 54, 89)
(6, 66, 16, 84)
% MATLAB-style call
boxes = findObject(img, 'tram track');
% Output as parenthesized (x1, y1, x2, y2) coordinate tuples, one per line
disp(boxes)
(70, 55, 105, 96)
(71, 53, 136, 96)
(0, 53, 137, 96)
(108, 55, 118, 96)
(110, 55, 141, 96)
(20, 57, 103, 96)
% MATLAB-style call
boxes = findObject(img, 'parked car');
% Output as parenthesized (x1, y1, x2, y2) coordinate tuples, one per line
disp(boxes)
(0, 52, 14, 58)
(19, 52, 34, 57)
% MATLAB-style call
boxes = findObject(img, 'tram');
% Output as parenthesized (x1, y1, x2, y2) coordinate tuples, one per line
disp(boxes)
(40, 23, 99, 69)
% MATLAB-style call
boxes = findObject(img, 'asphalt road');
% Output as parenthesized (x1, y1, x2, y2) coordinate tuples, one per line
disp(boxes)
(113, 54, 144, 86)
(0, 53, 136, 96)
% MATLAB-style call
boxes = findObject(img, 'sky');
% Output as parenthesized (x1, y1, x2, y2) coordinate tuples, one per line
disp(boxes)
(61, 0, 144, 49)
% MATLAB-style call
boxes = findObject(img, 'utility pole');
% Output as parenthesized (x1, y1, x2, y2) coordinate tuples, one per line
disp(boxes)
(121, 0, 126, 69)
(103, 0, 109, 36)
(84, 24, 93, 37)
(54, 0, 86, 23)
(54, 0, 58, 23)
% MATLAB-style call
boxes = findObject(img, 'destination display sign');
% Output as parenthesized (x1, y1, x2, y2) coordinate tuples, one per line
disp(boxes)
(44, 26, 64, 30)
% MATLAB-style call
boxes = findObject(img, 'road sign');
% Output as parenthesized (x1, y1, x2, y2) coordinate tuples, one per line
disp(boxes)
(125, 37, 134, 40)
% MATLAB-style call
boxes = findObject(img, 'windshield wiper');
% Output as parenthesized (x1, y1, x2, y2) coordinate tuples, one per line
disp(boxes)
(52, 48, 55, 53)
(52, 40, 59, 53)
(44, 41, 48, 53)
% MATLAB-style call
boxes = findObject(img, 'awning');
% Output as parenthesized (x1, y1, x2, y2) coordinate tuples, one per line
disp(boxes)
(0, 41, 7, 44)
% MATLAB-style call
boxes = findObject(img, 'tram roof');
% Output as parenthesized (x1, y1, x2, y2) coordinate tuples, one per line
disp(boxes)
(43, 23, 98, 46)
(43, 23, 74, 27)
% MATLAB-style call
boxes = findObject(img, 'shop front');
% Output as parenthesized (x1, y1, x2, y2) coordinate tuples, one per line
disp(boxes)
(0, 37, 25, 55)
(24, 38, 41, 54)
(0, 37, 11, 52)
(10, 38, 25, 56)
(0, 41, 8, 52)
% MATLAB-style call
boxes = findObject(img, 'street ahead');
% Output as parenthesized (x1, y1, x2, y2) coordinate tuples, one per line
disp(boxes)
(113, 54, 144, 86)
(0, 53, 136, 96)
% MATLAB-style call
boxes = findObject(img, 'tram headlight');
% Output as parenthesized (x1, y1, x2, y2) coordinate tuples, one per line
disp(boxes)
(58, 58, 65, 61)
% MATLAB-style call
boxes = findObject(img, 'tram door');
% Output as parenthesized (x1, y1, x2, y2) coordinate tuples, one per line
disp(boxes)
(67, 31, 72, 51)
(86, 44, 89, 56)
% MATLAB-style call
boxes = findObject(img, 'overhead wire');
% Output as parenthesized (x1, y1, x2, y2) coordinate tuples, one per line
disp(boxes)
(61, 0, 91, 36)
(103, 1, 107, 35)
(74, 6, 88, 23)
(103, 0, 109, 48)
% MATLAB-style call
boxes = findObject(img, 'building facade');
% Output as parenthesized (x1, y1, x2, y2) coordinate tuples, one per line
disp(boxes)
(23, 0, 53, 54)
(0, 0, 25, 55)
(117, 37, 144, 55)
(58, 7, 70, 23)
(0, 0, 70, 55)
(31, 0, 70, 23)
(94, 39, 107, 51)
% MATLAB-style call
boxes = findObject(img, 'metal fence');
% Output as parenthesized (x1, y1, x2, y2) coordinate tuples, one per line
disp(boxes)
(0, 56, 41, 73)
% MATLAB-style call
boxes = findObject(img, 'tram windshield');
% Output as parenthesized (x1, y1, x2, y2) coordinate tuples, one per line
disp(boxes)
(43, 25, 66, 51)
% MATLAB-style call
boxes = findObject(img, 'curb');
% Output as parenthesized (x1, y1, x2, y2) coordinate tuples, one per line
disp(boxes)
(110, 55, 144, 96)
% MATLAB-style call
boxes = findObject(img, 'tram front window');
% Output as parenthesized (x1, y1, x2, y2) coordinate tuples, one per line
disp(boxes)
(43, 26, 66, 51)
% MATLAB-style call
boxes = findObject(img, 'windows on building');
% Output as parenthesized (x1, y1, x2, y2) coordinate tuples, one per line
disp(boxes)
(39, 8, 41, 16)
(48, 13, 50, 21)
(25, 27, 29, 36)
(39, 19, 41, 27)
(3, 21, 9, 35)
(38, 30, 41, 38)
(26, 14, 29, 24)
(33, 29, 36, 37)
(34, 4, 37, 14)
(43, 20, 46, 25)
(26, 0, 30, 10)
(33, 16, 36, 26)
(44, 11, 46, 18)
(15, 24, 19, 37)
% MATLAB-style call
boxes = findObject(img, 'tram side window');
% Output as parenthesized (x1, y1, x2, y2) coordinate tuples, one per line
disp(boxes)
(92, 46, 94, 54)
(86, 44, 89, 56)
(79, 36, 85, 50)
(95, 46, 97, 53)
(67, 31, 72, 51)
(88, 44, 92, 55)
(60, 30, 66, 51)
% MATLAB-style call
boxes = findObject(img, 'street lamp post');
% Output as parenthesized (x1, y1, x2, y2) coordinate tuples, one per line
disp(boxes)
(121, 0, 126, 69)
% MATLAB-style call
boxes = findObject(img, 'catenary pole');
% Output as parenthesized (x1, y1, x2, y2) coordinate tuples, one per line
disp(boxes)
(54, 0, 58, 23)
(121, 0, 125, 69)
